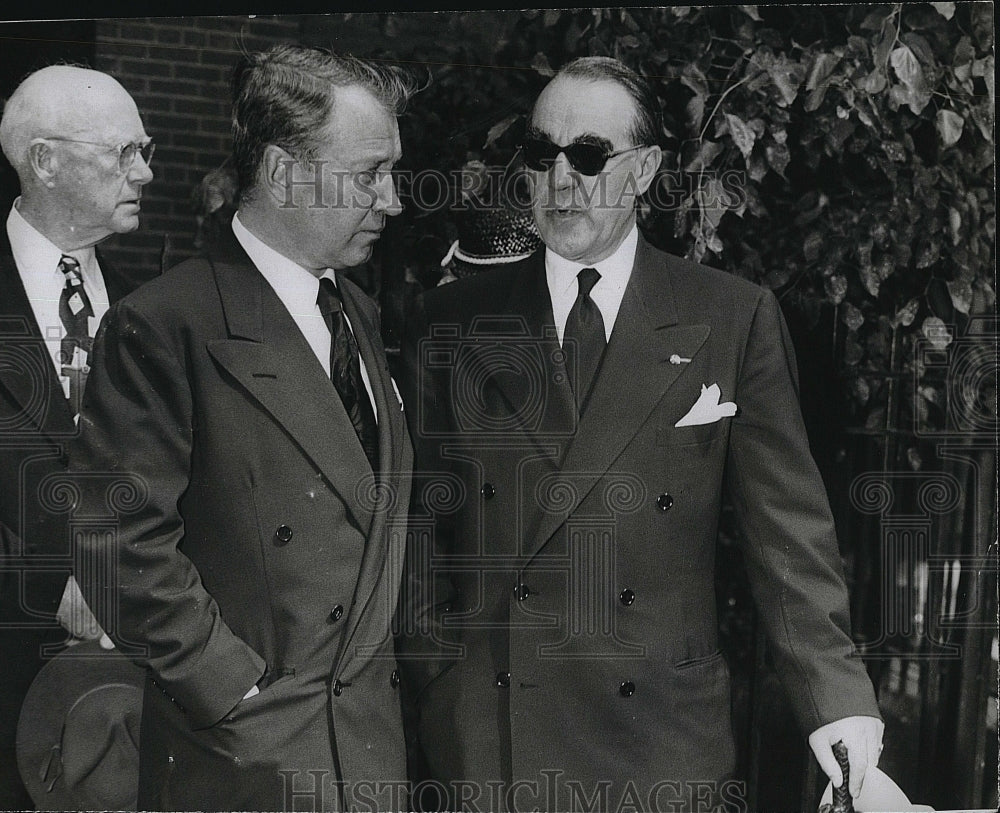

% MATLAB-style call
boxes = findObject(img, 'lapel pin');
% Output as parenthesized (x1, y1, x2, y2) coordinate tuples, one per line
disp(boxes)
(669, 354, 692, 365)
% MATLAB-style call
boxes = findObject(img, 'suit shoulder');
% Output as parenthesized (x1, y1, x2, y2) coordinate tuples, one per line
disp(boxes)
(644, 242, 770, 317)
(419, 261, 525, 320)
(110, 257, 218, 325)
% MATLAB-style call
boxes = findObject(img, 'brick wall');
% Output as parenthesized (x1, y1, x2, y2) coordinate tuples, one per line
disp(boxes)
(94, 16, 300, 283)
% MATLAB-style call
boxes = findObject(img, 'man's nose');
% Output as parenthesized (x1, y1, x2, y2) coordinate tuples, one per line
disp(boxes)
(549, 151, 576, 189)
(128, 153, 154, 186)
(373, 171, 402, 217)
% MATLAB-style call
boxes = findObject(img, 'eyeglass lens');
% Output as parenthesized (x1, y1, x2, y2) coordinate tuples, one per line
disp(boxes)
(522, 138, 610, 176)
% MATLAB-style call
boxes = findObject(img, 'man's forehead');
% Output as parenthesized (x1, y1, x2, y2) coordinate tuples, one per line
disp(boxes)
(531, 76, 634, 142)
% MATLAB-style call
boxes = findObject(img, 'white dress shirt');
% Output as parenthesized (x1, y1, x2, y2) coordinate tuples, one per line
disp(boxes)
(231, 213, 378, 420)
(6, 201, 110, 400)
(545, 225, 638, 345)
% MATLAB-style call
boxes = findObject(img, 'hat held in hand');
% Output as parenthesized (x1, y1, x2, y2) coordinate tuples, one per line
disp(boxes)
(17, 639, 145, 810)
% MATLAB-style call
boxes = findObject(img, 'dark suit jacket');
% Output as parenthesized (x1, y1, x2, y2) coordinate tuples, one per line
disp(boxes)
(399, 235, 879, 810)
(0, 229, 133, 808)
(72, 246, 413, 812)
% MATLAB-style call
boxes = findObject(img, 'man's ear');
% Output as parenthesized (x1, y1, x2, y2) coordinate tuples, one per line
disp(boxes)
(259, 144, 298, 206)
(27, 139, 57, 187)
(634, 144, 662, 196)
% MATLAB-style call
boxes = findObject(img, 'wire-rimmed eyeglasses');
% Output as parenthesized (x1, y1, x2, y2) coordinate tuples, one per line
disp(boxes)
(44, 137, 155, 174)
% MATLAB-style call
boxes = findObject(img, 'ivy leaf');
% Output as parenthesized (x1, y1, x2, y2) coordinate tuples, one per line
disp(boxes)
(862, 69, 888, 94)
(824, 274, 847, 305)
(921, 316, 953, 350)
(804, 51, 841, 99)
(543, 9, 561, 27)
(724, 112, 757, 160)
(531, 52, 555, 77)
(930, 2, 955, 20)
(803, 231, 824, 262)
(935, 109, 964, 147)
(906, 447, 923, 471)
(686, 94, 706, 133)
(946, 280, 973, 314)
(842, 302, 865, 331)
(765, 141, 790, 177)
(844, 335, 864, 365)
(892, 298, 920, 327)
(948, 207, 962, 245)
(683, 139, 724, 172)
(766, 54, 803, 107)
(483, 114, 519, 149)
(889, 45, 932, 114)
(739, 5, 762, 21)
(860, 262, 881, 298)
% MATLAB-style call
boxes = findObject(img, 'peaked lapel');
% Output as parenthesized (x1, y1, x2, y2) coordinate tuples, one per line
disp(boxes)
(0, 233, 75, 439)
(487, 251, 577, 447)
(525, 237, 711, 561)
(334, 272, 406, 662)
(204, 253, 375, 533)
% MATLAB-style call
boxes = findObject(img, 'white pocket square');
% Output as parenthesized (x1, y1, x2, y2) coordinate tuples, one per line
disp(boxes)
(674, 383, 737, 427)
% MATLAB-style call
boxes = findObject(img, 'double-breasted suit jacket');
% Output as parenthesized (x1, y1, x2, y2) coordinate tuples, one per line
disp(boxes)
(399, 235, 879, 809)
(72, 246, 413, 812)
(0, 230, 135, 807)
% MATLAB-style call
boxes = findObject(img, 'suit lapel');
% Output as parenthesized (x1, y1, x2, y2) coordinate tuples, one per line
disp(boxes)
(0, 236, 75, 439)
(335, 272, 407, 660)
(489, 252, 577, 446)
(204, 254, 375, 533)
(526, 237, 711, 560)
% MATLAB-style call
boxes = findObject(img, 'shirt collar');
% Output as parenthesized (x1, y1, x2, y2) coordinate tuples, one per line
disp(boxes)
(7, 199, 97, 275)
(232, 212, 335, 315)
(545, 225, 639, 296)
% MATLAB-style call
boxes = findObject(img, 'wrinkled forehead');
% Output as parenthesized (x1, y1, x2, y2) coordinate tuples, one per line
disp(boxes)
(529, 76, 637, 146)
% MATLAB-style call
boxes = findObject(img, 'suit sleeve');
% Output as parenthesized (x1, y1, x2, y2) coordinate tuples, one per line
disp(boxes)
(72, 298, 265, 728)
(725, 289, 880, 734)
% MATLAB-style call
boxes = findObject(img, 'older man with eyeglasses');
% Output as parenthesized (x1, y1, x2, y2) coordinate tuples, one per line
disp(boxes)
(401, 56, 883, 813)
(0, 64, 153, 808)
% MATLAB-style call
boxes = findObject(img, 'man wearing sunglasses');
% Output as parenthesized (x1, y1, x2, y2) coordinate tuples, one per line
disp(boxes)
(0, 64, 153, 808)
(401, 56, 882, 812)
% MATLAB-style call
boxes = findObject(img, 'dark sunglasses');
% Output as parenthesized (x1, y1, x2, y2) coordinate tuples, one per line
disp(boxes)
(520, 137, 646, 176)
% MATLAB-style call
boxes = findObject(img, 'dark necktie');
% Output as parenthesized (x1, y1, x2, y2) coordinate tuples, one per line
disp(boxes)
(563, 267, 606, 410)
(58, 254, 95, 417)
(317, 277, 380, 473)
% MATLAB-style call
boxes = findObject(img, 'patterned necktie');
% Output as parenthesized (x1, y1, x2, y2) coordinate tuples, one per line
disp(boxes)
(58, 254, 95, 417)
(563, 267, 606, 411)
(317, 277, 380, 473)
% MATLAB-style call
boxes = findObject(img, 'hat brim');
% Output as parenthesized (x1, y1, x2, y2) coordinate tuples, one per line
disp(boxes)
(16, 639, 145, 810)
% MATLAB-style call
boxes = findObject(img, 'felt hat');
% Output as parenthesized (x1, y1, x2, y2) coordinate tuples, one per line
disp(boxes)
(819, 765, 934, 812)
(16, 640, 145, 811)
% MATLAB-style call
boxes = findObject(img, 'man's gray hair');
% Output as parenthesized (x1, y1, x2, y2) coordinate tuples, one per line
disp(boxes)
(231, 43, 418, 200)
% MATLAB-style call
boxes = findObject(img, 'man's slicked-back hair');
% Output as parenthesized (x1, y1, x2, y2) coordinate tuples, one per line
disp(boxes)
(553, 56, 661, 148)
(231, 43, 418, 201)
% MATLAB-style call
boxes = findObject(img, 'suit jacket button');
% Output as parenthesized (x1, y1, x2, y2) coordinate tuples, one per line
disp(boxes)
(619, 588, 635, 606)
(329, 605, 344, 622)
(619, 680, 636, 697)
(513, 583, 530, 601)
(390, 669, 400, 688)
(274, 524, 293, 545)
(333, 679, 344, 696)
(481, 482, 496, 499)
(656, 493, 673, 512)
(496, 672, 511, 688)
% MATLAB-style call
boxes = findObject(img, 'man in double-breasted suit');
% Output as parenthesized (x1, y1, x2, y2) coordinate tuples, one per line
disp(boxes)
(0, 65, 153, 808)
(72, 45, 415, 812)
(400, 57, 882, 812)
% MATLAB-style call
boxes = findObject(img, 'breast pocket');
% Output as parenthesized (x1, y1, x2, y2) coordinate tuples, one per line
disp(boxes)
(656, 420, 726, 448)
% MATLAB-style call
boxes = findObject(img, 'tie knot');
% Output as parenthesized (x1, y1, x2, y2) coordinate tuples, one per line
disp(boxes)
(59, 254, 82, 279)
(317, 277, 343, 316)
(577, 267, 600, 297)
